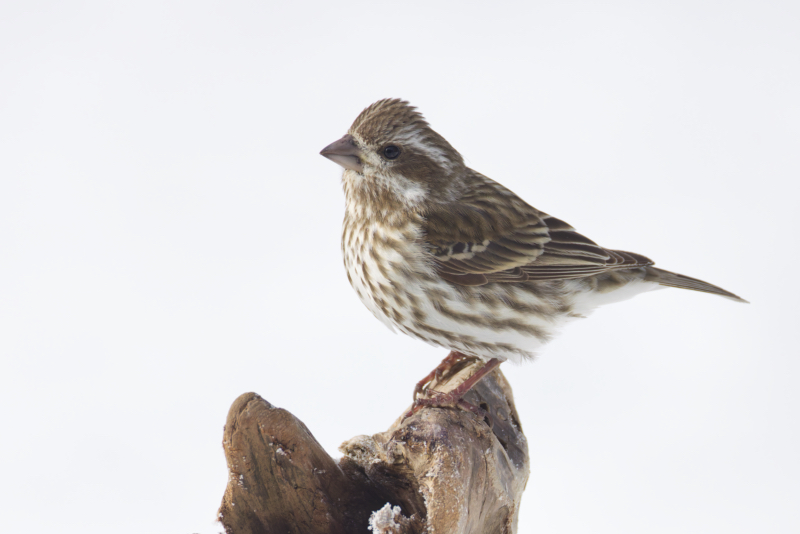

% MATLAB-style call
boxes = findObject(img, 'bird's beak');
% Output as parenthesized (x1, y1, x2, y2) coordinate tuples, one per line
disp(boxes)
(320, 134, 363, 172)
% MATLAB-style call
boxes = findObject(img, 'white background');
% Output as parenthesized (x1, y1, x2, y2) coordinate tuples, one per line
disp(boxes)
(1, 1, 798, 533)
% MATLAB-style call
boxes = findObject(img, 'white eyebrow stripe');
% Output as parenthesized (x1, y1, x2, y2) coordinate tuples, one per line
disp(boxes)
(395, 128, 454, 169)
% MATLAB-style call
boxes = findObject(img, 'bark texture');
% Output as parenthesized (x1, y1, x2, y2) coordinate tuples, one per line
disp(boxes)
(218, 359, 529, 534)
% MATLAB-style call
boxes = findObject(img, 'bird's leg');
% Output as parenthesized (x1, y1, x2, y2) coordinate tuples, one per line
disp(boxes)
(405, 358, 502, 420)
(412, 351, 468, 401)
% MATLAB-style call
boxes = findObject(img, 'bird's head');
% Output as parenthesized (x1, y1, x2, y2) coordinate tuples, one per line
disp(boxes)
(320, 99, 465, 208)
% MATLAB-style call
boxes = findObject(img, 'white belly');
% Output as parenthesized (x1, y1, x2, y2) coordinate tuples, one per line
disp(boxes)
(341, 218, 553, 363)
(342, 218, 658, 364)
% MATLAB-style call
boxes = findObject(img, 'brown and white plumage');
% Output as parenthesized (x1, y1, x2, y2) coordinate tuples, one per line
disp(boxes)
(322, 98, 745, 369)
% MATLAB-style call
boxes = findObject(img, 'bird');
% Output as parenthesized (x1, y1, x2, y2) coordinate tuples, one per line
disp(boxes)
(320, 98, 745, 418)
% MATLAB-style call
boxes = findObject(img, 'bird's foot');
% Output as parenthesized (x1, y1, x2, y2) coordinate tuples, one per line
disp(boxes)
(403, 358, 502, 422)
(412, 351, 469, 401)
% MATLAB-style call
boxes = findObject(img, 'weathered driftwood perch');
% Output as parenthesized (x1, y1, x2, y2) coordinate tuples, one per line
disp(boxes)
(218, 359, 529, 533)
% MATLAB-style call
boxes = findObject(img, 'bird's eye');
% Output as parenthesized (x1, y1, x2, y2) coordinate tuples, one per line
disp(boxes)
(383, 145, 401, 159)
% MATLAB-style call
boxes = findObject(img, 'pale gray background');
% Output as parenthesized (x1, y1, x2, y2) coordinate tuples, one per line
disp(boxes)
(1, 1, 798, 533)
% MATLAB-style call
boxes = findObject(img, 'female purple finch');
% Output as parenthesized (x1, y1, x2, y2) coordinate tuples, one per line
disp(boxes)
(321, 98, 745, 418)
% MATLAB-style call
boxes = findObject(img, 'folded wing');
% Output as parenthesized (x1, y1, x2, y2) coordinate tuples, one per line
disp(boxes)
(422, 173, 653, 286)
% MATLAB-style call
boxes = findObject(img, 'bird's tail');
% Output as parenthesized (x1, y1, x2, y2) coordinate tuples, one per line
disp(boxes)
(644, 267, 748, 303)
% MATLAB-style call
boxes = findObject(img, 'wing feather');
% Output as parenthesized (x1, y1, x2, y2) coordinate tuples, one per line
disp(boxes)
(423, 173, 653, 286)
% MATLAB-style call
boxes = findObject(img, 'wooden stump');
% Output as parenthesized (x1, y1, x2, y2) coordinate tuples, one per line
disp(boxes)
(218, 359, 529, 534)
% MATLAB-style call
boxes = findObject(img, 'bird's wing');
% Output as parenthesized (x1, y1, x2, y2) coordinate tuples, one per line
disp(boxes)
(422, 175, 653, 286)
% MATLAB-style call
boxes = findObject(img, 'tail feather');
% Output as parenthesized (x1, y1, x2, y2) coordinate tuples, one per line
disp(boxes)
(645, 267, 748, 303)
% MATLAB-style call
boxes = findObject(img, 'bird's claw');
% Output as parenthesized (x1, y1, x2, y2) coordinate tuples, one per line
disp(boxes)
(402, 390, 490, 423)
